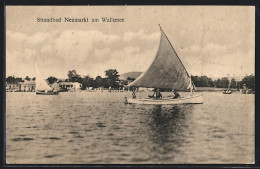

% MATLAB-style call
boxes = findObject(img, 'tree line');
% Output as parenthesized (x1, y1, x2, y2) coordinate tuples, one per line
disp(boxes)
(5, 69, 121, 90)
(43, 69, 121, 90)
(5, 76, 35, 84)
(64, 69, 121, 90)
(6, 71, 255, 90)
(191, 75, 255, 90)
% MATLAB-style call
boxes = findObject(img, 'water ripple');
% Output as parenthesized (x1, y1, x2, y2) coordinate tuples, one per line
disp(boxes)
(6, 92, 255, 164)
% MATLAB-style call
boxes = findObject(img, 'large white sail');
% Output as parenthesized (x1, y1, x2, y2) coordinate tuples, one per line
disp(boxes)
(35, 61, 52, 91)
(128, 25, 195, 91)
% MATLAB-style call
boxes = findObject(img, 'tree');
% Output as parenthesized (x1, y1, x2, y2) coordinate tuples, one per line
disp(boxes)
(230, 78, 237, 88)
(241, 75, 255, 90)
(32, 77, 36, 81)
(237, 81, 244, 89)
(105, 69, 119, 81)
(191, 76, 214, 87)
(25, 76, 31, 81)
(6, 76, 16, 84)
(94, 76, 103, 88)
(67, 70, 82, 82)
(102, 78, 109, 88)
(104, 69, 120, 88)
(47, 76, 58, 85)
(214, 79, 221, 88)
(6, 76, 23, 84)
(221, 77, 229, 88)
(201, 76, 208, 87)
(208, 78, 215, 87)
(106, 78, 118, 88)
(16, 77, 23, 83)
(81, 75, 94, 90)
(191, 76, 200, 87)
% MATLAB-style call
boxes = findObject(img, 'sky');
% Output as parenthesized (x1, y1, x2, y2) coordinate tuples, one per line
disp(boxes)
(6, 6, 255, 79)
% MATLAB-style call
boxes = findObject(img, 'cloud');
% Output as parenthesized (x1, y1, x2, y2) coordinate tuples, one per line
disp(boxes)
(178, 42, 254, 76)
(93, 48, 111, 61)
(6, 49, 36, 77)
(6, 29, 160, 78)
(7, 30, 53, 47)
(40, 45, 52, 53)
(97, 46, 156, 76)
(123, 30, 160, 42)
(46, 30, 120, 62)
(179, 29, 186, 36)
(7, 31, 29, 43)
(6, 27, 254, 79)
(179, 42, 247, 59)
(28, 32, 53, 44)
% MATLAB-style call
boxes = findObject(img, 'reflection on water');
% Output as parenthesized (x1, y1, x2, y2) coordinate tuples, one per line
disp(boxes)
(6, 92, 254, 164)
(143, 105, 193, 162)
(149, 105, 189, 151)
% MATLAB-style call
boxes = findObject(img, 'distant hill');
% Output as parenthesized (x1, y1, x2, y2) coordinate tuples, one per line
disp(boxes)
(119, 72, 142, 80)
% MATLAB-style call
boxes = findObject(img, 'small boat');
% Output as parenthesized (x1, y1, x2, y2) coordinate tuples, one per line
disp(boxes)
(126, 25, 203, 105)
(222, 90, 232, 94)
(36, 91, 58, 95)
(223, 79, 232, 94)
(12, 89, 21, 92)
(241, 89, 254, 94)
(35, 60, 58, 95)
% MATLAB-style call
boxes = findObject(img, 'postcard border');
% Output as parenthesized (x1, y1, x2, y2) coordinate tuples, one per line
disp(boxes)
(1, 0, 259, 168)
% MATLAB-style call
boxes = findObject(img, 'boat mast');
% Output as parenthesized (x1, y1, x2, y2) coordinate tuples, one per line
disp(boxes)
(190, 75, 193, 94)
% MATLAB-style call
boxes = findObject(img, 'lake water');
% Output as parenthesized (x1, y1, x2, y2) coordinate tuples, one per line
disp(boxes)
(6, 91, 254, 164)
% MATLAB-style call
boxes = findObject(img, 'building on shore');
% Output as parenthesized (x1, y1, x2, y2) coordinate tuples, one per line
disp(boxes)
(6, 80, 82, 92)
(20, 80, 35, 92)
(6, 80, 35, 92)
(6, 83, 21, 92)
(58, 82, 82, 91)
(139, 87, 154, 92)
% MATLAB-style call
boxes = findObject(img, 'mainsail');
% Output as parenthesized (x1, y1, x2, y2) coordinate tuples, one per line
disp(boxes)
(128, 25, 195, 91)
(35, 61, 52, 91)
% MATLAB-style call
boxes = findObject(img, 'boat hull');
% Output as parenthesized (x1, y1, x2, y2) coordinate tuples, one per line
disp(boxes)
(36, 91, 59, 95)
(223, 92, 232, 94)
(126, 94, 203, 105)
(222, 91, 232, 94)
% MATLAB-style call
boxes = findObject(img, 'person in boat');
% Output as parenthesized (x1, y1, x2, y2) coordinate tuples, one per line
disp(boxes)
(156, 89, 162, 99)
(172, 89, 180, 99)
(148, 89, 156, 98)
(132, 87, 136, 98)
(148, 89, 162, 99)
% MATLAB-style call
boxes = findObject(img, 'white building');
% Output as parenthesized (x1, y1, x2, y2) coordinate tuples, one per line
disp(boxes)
(139, 87, 154, 91)
(59, 82, 82, 90)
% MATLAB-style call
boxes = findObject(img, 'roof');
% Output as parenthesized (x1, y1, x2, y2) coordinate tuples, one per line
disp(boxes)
(58, 82, 81, 85)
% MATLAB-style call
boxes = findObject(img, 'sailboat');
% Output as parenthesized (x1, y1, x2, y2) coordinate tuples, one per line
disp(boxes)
(222, 75, 232, 94)
(125, 25, 203, 105)
(35, 60, 58, 95)
(222, 84, 232, 94)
